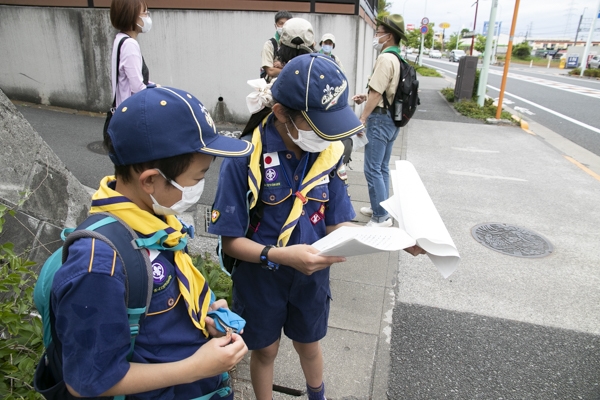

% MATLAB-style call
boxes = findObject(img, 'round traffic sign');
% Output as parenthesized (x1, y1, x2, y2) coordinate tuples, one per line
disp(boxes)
(421, 17, 429, 25)
(439, 22, 451, 29)
(420, 25, 429, 34)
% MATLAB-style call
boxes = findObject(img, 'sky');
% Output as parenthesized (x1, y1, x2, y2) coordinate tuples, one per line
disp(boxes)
(389, 0, 600, 40)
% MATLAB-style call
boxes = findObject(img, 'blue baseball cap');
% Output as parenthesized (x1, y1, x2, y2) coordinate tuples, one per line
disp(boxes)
(271, 53, 364, 141)
(107, 86, 253, 166)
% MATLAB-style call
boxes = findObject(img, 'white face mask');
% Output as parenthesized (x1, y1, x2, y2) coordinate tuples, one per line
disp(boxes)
(137, 15, 152, 33)
(286, 118, 331, 153)
(150, 170, 205, 215)
(372, 33, 389, 51)
(276, 27, 283, 36)
(322, 44, 333, 54)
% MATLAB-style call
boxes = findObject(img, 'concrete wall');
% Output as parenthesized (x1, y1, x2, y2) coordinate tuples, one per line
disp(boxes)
(0, 5, 376, 123)
(0, 88, 91, 270)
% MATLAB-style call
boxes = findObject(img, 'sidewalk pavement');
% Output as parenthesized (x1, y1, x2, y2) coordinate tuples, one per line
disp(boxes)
(12, 74, 600, 399)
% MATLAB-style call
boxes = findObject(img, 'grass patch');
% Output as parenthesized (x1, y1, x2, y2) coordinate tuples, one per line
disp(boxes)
(191, 252, 233, 305)
(441, 87, 514, 122)
(408, 61, 442, 77)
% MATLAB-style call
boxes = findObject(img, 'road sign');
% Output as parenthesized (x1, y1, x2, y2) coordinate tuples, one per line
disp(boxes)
(420, 25, 429, 34)
(462, 31, 476, 38)
(421, 17, 429, 25)
(439, 22, 451, 29)
(483, 21, 502, 36)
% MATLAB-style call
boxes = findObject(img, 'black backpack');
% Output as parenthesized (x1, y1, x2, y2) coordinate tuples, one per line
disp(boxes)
(383, 52, 420, 127)
(259, 38, 279, 79)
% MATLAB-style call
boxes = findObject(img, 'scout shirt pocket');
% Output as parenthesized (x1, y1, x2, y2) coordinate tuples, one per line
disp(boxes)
(306, 175, 330, 203)
(146, 254, 179, 316)
(261, 186, 292, 205)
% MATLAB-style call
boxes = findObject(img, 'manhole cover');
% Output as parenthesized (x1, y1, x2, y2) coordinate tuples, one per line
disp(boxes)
(471, 223, 553, 258)
(87, 141, 108, 155)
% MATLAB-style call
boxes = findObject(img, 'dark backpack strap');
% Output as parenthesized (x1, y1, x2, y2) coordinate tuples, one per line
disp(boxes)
(112, 36, 130, 108)
(270, 37, 278, 56)
(382, 51, 402, 111)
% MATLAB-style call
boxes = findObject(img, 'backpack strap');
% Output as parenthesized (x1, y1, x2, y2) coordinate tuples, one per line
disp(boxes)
(270, 37, 278, 57)
(63, 213, 153, 359)
(382, 50, 403, 111)
(112, 36, 130, 109)
(63, 213, 152, 400)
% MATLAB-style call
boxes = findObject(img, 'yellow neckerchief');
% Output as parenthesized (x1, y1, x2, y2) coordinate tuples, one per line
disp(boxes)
(247, 117, 344, 247)
(90, 176, 211, 337)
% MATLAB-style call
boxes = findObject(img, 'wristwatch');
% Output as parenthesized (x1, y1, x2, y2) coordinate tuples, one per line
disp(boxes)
(260, 245, 279, 271)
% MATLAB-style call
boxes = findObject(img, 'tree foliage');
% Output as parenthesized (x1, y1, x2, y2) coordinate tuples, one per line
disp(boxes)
(377, 0, 391, 19)
(512, 42, 532, 59)
(474, 34, 487, 53)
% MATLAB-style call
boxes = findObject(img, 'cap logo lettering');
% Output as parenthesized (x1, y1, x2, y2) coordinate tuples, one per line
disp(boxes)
(322, 80, 348, 110)
(199, 103, 216, 133)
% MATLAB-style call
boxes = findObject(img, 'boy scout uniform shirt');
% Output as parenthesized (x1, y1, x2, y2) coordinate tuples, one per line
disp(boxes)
(52, 216, 223, 398)
(368, 52, 401, 108)
(261, 39, 277, 70)
(208, 115, 355, 249)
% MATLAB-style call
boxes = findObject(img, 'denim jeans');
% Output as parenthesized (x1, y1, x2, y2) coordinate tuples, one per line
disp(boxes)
(363, 111, 399, 222)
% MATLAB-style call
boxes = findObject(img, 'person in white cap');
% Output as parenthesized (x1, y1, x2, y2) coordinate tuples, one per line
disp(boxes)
(260, 10, 293, 82)
(318, 33, 345, 72)
(277, 17, 316, 66)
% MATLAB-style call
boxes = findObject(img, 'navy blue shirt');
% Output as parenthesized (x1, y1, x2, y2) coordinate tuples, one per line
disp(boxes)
(52, 229, 222, 398)
(208, 115, 355, 248)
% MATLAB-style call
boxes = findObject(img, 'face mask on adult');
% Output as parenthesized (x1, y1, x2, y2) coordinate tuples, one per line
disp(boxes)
(137, 15, 152, 34)
(150, 170, 205, 215)
(372, 33, 389, 51)
(286, 118, 331, 153)
(276, 27, 283, 36)
(322, 44, 333, 54)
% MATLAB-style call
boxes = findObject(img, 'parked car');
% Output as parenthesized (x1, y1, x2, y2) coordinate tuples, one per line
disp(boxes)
(429, 50, 442, 58)
(449, 49, 466, 62)
(588, 55, 600, 69)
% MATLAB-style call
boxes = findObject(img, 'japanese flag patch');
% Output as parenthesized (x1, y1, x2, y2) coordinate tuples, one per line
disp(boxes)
(263, 152, 280, 168)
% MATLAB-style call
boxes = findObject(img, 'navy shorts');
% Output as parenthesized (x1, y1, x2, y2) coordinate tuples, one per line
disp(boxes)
(231, 262, 331, 350)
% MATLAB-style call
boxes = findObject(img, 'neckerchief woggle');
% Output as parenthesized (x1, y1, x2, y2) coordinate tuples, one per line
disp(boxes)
(91, 177, 215, 337)
(247, 116, 344, 247)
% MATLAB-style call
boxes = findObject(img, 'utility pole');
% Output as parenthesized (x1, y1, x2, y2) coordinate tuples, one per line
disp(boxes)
(477, 0, 498, 107)
(495, 0, 521, 119)
(470, 0, 480, 55)
(418, 0, 428, 66)
(574, 13, 584, 46)
(580, 0, 600, 76)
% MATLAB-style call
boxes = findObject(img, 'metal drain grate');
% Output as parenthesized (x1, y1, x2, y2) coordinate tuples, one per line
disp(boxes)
(471, 223, 553, 258)
(87, 141, 108, 155)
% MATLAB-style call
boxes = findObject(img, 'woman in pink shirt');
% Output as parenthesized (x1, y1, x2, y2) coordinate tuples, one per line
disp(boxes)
(110, 0, 153, 107)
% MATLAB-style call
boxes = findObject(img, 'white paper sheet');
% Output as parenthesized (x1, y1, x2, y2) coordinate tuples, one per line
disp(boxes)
(381, 160, 460, 278)
(313, 226, 416, 257)
(351, 134, 369, 152)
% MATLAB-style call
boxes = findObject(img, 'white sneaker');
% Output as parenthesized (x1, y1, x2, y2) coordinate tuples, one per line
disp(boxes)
(360, 206, 373, 217)
(365, 218, 393, 227)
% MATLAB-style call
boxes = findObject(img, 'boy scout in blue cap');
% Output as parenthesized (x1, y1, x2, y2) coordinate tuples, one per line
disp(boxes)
(209, 54, 364, 400)
(51, 86, 251, 399)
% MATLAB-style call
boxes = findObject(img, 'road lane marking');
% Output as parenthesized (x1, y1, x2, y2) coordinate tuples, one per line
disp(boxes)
(564, 156, 600, 181)
(448, 170, 527, 181)
(487, 70, 600, 99)
(486, 85, 600, 135)
(451, 147, 500, 153)
(425, 63, 600, 135)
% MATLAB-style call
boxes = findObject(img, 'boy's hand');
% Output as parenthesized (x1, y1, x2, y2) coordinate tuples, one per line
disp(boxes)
(404, 245, 427, 256)
(187, 334, 248, 380)
(272, 244, 346, 275)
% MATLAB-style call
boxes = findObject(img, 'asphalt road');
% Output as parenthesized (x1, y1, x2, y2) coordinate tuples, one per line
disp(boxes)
(14, 104, 237, 207)
(416, 56, 600, 157)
